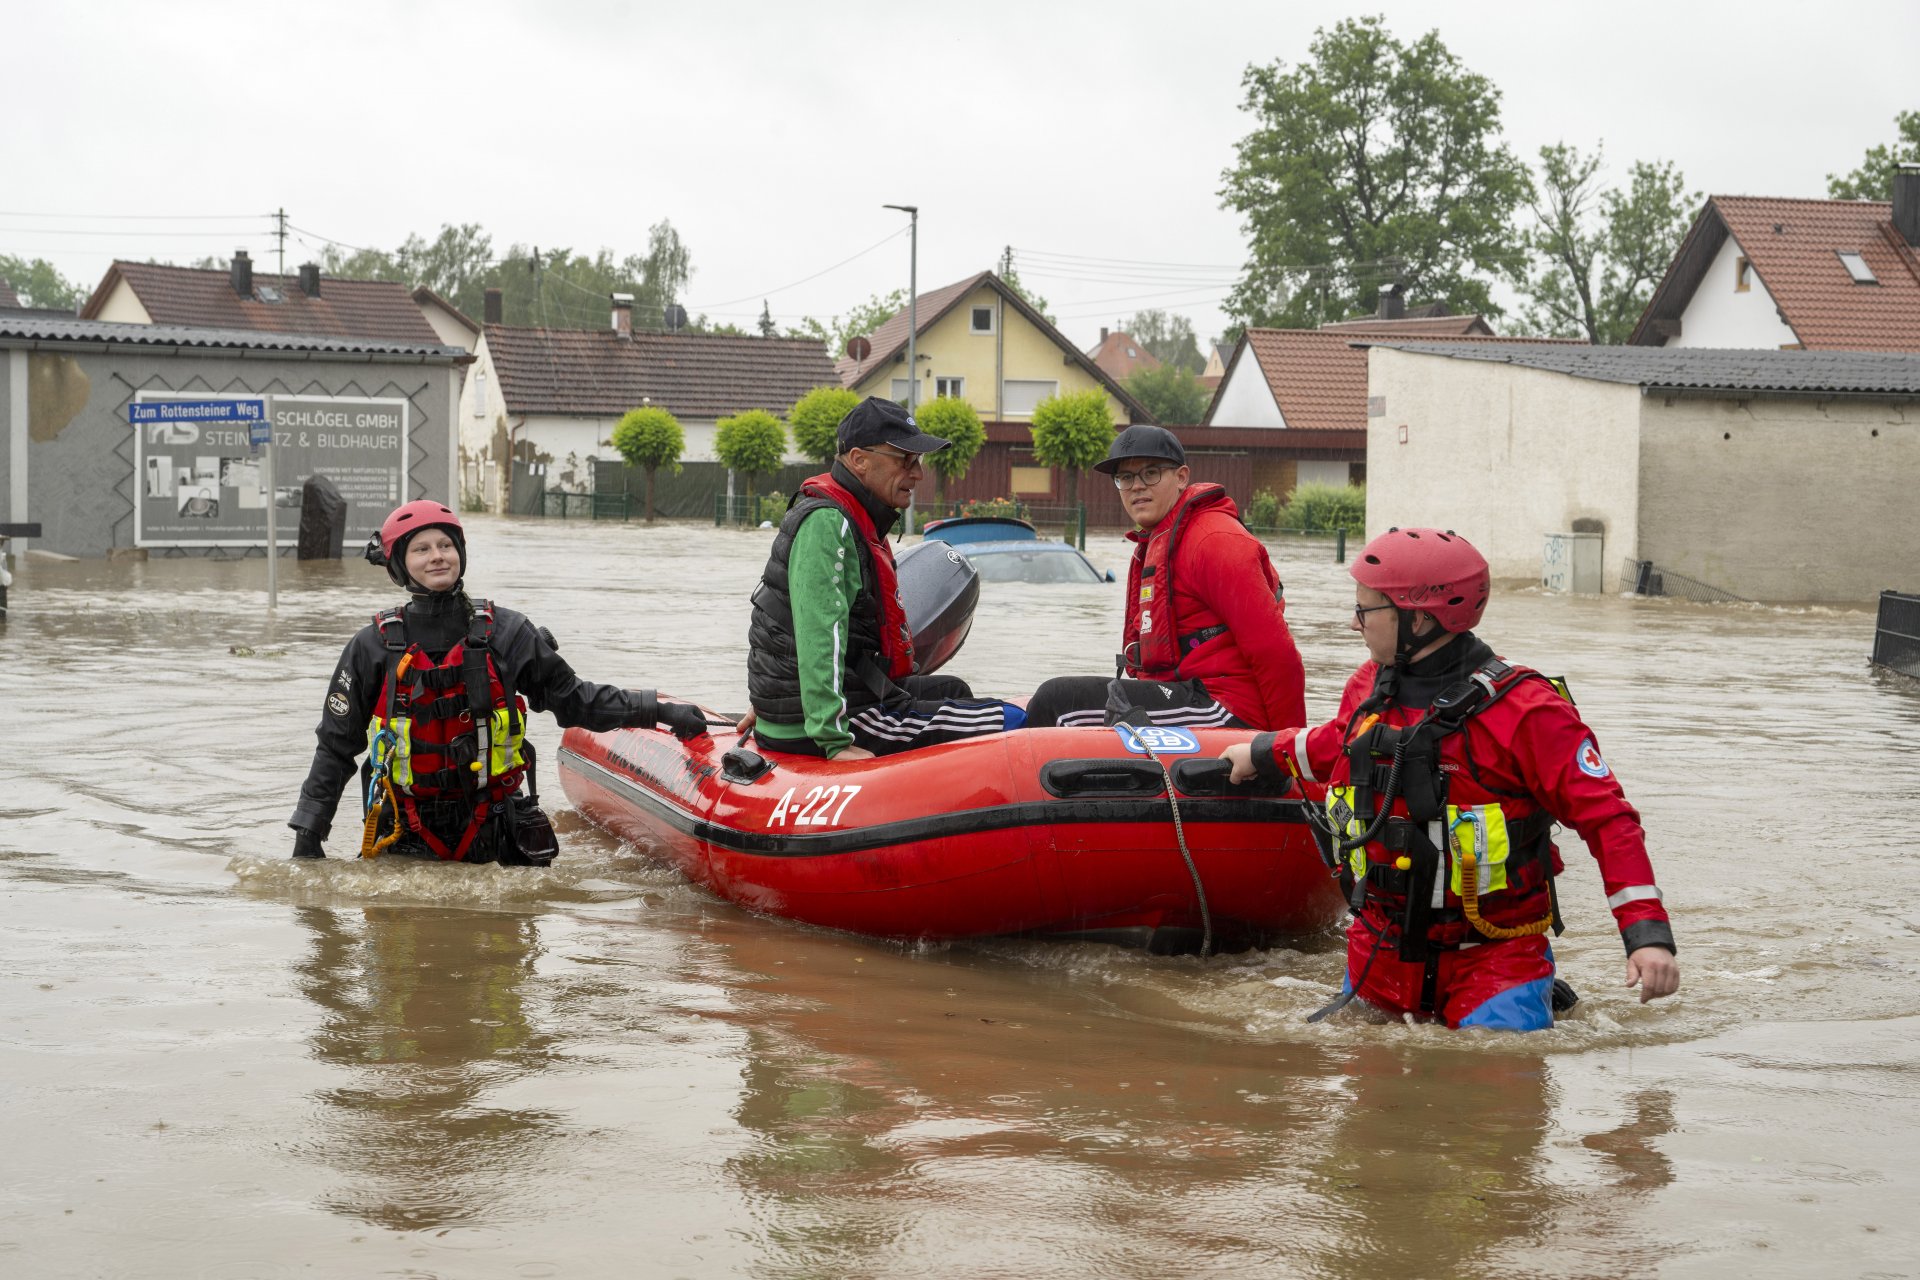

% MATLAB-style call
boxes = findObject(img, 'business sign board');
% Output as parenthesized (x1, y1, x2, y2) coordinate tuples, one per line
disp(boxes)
(132, 392, 406, 549)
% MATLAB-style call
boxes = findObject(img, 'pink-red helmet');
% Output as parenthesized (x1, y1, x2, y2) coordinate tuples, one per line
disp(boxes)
(1350, 527, 1489, 633)
(370, 500, 464, 588)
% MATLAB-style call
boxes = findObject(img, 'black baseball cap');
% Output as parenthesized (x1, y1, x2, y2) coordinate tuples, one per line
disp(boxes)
(1093, 424, 1187, 474)
(836, 396, 951, 455)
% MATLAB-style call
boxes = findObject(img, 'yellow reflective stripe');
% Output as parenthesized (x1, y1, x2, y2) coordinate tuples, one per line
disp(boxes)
(488, 706, 525, 775)
(387, 716, 414, 787)
(1446, 803, 1511, 896)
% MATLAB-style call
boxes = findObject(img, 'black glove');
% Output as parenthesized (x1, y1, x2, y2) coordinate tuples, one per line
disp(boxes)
(656, 701, 710, 741)
(291, 828, 327, 859)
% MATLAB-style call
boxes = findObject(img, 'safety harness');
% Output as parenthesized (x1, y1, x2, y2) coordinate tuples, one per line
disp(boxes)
(358, 601, 528, 861)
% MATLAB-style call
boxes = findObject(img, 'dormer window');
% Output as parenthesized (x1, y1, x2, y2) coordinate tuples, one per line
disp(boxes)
(1837, 251, 1879, 285)
(970, 306, 994, 334)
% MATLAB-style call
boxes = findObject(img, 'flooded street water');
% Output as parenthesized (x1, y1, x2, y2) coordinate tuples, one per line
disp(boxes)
(4, 514, 1918, 1279)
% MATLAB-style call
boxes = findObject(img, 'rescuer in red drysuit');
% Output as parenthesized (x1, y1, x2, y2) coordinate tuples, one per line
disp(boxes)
(1025, 424, 1305, 732)
(1221, 527, 1680, 1030)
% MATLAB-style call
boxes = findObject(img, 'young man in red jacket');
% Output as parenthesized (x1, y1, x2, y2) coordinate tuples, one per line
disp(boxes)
(1026, 425, 1305, 731)
(1221, 527, 1680, 1030)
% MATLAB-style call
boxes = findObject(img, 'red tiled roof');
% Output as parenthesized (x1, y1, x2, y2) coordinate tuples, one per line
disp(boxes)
(1633, 196, 1920, 349)
(412, 285, 478, 336)
(1210, 330, 1585, 432)
(832, 270, 1153, 423)
(1318, 314, 1495, 336)
(1086, 330, 1163, 382)
(484, 325, 840, 418)
(81, 260, 443, 344)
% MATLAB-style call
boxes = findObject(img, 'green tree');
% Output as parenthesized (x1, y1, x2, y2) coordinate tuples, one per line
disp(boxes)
(1828, 110, 1920, 201)
(1220, 15, 1530, 328)
(916, 395, 986, 504)
(714, 409, 788, 505)
(0, 255, 85, 310)
(1029, 388, 1114, 507)
(1125, 364, 1212, 425)
(610, 406, 685, 523)
(1518, 142, 1696, 344)
(757, 300, 776, 338)
(1118, 309, 1204, 372)
(787, 289, 906, 360)
(788, 385, 861, 466)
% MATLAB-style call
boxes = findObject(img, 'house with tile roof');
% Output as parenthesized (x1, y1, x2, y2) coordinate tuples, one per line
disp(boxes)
(1201, 319, 1570, 502)
(1630, 169, 1920, 349)
(1086, 328, 1162, 383)
(827, 270, 1155, 517)
(81, 253, 445, 345)
(1356, 340, 1920, 602)
(412, 286, 480, 353)
(463, 297, 839, 509)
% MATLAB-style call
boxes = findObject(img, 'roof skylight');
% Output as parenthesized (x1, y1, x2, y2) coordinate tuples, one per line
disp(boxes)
(1837, 251, 1878, 285)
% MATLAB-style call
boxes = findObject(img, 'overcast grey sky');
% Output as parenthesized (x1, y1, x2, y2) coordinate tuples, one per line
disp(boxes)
(6, 0, 1915, 350)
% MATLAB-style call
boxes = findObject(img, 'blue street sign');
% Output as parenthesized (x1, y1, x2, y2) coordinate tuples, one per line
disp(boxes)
(249, 419, 271, 447)
(128, 398, 267, 425)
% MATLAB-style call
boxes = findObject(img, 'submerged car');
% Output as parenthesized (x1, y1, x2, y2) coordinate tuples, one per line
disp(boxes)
(917, 515, 1114, 584)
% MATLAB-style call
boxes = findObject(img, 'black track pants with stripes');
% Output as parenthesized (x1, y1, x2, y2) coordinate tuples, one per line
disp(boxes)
(1024, 675, 1247, 730)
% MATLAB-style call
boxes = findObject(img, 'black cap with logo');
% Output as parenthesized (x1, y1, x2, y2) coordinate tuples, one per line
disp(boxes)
(836, 397, 952, 455)
(1093, 424, 1187, 474)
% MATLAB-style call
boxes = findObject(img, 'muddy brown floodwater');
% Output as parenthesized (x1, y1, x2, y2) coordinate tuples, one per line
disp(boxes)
(4, 515, 1919, 1279)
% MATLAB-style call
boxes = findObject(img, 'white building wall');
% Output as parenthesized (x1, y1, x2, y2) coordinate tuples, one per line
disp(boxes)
(1208, 351, 1287, 426)
(1671, 235, 1801, 349)
(91, 280, 151, 325)
(1366, 349, 1643, 590)
(1636, 393, 1918, 602)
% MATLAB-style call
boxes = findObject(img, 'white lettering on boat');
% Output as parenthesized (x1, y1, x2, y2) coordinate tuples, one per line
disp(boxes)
(767, 783, 862, 827)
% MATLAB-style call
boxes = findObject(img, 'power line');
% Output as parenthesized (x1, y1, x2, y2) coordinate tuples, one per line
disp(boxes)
(0, 210, 268, 221)
(0, 226, 272, 238)
(683, 226, 908, 311)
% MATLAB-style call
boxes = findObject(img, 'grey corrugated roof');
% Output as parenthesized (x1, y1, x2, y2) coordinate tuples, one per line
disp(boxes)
(0, 315, 467, 359)
(1362, 341, 1920, 396)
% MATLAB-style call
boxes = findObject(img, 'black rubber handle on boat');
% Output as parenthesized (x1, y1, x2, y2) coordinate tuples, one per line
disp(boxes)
(1171, 758, 1297, 797)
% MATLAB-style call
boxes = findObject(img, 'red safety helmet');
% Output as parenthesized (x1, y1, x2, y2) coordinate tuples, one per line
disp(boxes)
(1350, 527, 1489, 633)
(368, 499, 465, 589)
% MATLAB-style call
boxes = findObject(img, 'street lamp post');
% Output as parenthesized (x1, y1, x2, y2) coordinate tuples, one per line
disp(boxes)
(883, 204, 918, 410)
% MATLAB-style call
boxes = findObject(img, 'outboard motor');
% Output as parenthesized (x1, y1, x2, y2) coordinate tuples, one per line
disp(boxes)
(896, 540, 980, 676)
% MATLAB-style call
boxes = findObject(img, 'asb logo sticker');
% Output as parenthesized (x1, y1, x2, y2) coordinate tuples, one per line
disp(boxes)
(1114, 725, 1201, 755)
(1575, 737, 1610, 778)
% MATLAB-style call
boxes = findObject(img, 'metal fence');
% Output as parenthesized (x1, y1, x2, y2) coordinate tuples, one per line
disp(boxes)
(1872, 591, 1920, 678)
(539, 490, 633, 520)
(1623, 558, 1750, 604)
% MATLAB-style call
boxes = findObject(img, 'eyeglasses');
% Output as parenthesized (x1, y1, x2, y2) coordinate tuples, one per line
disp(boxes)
(1111, 464, 1172, 489)
(1353, 603, 1397, 624)
(860, 445, 924, 470)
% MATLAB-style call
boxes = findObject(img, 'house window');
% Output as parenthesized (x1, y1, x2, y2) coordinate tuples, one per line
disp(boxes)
(1837, 251, 1879, 284)
(1735, 257, 1751, 292)
(890, 378, 912, 403)
(1002, 378, 1059, 418)
(471, 370, 487, 417)
(935, 376, 965, 399)
(1010, 466, 1053, 494)
(970, 306, 994, 334)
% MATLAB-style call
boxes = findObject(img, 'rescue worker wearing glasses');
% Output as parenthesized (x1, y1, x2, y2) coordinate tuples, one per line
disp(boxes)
(288, 500, 707, 864)
(1026, 424, 1305, 731)
(1221, 527, 1680, 1030)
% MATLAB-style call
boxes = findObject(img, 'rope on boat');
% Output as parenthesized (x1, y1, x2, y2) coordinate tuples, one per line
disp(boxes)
(1117, 723, 1214, 957)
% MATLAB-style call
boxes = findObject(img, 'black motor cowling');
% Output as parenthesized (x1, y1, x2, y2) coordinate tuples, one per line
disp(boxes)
(895, 540, 980, 676)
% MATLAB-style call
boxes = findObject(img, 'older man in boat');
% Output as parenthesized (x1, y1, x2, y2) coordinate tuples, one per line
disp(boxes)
(1025, 424, 1305, 732)
(741, 397, 1023, 761)
(1220, 527, 1680, 1030)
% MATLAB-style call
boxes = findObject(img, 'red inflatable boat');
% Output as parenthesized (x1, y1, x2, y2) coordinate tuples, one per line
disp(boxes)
(557, 714, 1344, 950)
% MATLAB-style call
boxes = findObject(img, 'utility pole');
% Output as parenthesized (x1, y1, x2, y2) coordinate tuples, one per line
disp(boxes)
(884, 204, 919, 409)
(275, 208, 287, 278)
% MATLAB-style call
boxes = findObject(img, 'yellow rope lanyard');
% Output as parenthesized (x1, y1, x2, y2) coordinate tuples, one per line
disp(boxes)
(1450, 811, 1552, 940)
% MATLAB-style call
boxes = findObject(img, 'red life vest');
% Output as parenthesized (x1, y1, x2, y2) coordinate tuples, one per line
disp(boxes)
(798, 470, 914, 680)
(1124, 483, 1267, 677)
(1321, 660, 1566, 952)
(367, 601, 529, 861)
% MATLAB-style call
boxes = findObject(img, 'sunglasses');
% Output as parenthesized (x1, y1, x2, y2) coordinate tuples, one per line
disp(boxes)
(860, 445, 924, 469)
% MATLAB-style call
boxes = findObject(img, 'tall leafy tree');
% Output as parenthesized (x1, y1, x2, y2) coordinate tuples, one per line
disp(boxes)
(916, 396, 986, 504)
(1828, 110, 1920, 201)
(714, 409, 788, 504)
(1518, 142, 1697, 344)
(1029, 388, 1114, 507)
(1117, 309, 1204, 372)
(787, 289, 906, 360)
(789, 385, 861, 466)
(1219, 15, 1530, 328)
(0, 254, 85, 310)
(611, 406, 684, 523)
(1124, 364, 1212, 426)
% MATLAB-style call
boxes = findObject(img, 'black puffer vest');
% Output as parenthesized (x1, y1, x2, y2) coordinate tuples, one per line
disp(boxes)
(746, 463, 898, 723)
